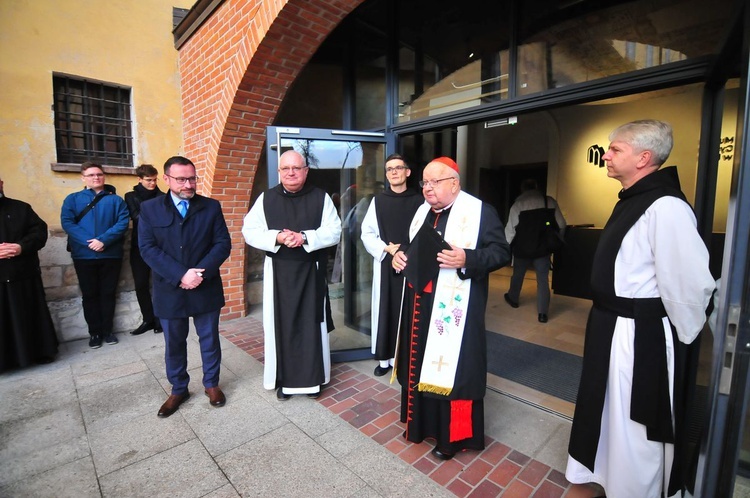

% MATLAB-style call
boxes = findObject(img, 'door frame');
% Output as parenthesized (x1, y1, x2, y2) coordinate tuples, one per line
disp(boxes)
(266, 126, 391, 363)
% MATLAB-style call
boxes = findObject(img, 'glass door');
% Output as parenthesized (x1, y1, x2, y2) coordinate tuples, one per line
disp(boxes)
(266, 126, 389, 362)
(695, 71, 750, 495)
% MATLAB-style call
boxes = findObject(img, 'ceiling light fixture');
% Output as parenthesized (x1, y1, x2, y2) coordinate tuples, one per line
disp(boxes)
(484, 116, 518, 128)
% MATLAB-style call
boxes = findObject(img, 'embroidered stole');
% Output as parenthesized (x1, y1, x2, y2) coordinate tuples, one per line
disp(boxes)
(409, 191, 481, 396)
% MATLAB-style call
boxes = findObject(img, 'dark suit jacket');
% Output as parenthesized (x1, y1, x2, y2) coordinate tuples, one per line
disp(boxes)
(137, 193, 231, 319)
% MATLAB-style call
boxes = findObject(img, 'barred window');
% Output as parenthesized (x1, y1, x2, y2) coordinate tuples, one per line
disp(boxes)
(53, 74, 134, 167)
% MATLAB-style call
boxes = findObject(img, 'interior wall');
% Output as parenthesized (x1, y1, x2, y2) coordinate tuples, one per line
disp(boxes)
(276, 64, 345, 129)
(715, 87, 740, 233)
(551, 88, 704, 227)
(471, 85, 736, 230)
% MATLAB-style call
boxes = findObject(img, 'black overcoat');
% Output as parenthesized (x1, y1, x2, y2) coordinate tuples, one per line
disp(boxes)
(0, 196, 48, 281)
(138, 193, 231, 319)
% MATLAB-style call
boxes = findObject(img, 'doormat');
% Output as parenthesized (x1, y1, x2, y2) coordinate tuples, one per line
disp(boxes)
(486, 332, 582, 404)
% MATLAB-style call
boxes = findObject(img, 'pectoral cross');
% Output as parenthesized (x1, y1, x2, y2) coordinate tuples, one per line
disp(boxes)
(432, 355, 449, 372)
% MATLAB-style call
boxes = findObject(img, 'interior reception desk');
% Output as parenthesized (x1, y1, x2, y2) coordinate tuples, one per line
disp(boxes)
(551, 226, 724, 300)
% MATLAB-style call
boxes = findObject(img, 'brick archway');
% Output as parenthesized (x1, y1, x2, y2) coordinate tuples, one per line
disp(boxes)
(178, 0, 366, 319)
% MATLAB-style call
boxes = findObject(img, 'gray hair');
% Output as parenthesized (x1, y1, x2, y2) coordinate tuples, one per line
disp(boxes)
(609, 119, 673, 166)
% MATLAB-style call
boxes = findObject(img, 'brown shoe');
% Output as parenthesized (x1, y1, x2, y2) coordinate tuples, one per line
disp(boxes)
(204, 387, 226, 407)
(158, 392, 190, 418)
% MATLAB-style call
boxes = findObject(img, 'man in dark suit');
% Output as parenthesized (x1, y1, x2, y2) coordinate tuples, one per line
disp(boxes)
(138, 156, 231, 417)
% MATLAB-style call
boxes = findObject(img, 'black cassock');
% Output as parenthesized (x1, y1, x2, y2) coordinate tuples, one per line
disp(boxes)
(396, 201, 510, 454)
(0, 196, 58, 371)
(368, 188, 423, 360)
(264, 184, 334, 389)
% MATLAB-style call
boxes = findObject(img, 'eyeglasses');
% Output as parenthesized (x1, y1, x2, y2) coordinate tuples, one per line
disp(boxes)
(83, 173, 105, 178)
(385, 165, 407, 173)
(279, 166, 308, 174)
(419, 177, 456, 188)
(166, 175, 199, 185)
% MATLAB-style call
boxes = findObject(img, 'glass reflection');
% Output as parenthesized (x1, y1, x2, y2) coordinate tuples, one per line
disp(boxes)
(517, 0, 731, 94)
(393, 0, 732, 121)
(397, 0, 510, 122)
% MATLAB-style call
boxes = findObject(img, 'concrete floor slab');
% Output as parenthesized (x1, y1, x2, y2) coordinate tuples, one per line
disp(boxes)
(99, 439, 229, 497)
(217, 423, 368, 498)
(77, 370, 166, 432)
(0, 456, 100, 498)
(180, 391, 286, 457)
(88, 411, 196, 476)
(0, 435, 90, 488)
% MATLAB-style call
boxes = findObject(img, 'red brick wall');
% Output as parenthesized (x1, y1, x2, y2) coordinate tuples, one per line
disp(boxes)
(178, 0, 365, 319)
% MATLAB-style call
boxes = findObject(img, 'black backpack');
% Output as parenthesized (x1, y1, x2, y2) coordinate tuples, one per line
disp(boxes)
(510, 196, 564, 258)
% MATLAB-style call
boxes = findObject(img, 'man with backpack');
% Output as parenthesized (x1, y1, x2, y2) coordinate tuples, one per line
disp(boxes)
(504, 178, 566, 323)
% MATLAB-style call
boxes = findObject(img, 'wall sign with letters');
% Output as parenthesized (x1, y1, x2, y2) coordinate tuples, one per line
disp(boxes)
(720, 136, 734, 162)
(587, 137, 735, 166)
(587, 144, 606, 168)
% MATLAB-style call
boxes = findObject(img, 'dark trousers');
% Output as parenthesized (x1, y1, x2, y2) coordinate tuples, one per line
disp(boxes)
(161, 310, 222, 395)
(508, 255, 551, 314)
(130, 245, 156, 324)
(73, 258, 122, 336)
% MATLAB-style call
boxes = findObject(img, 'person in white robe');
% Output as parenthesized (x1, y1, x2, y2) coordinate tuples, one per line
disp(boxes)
(242, 150, 341, 399)
(566, 120, 715, 498)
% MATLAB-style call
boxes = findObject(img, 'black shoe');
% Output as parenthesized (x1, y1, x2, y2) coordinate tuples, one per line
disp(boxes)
(374, 365, 392, 377)
(154, 322, 163, 333)
(307, 390, 321, 399)
(504, 293, 519, 308)
(538, 313, 548, 323)
(276, 387, 291, 401)
(431, 447, 455, 460)
(89, 335, 102, 349)
(104, 334, 119, 345)
(130, 322, 152, 335)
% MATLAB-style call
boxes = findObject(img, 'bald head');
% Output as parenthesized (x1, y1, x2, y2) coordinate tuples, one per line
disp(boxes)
(278, 150, 309, 193)
(280, 150, 304, 164)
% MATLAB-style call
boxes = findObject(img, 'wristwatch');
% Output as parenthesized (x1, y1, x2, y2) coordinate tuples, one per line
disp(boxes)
(301, 232, 308, 244)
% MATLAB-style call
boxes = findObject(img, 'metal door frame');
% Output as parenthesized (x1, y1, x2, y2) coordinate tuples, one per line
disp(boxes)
(266, 126, 390, 363)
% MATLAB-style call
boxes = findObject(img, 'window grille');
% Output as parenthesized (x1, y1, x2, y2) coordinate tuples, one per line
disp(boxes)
(53, 75, 133, 167)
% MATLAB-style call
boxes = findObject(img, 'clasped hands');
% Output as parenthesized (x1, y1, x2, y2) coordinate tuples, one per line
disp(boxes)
(0, 242, 22, 259)
(277, 229, 305, 248)
(180, 268, 205, 289)
(87, 238, 105, 252)
(392, 244, 466, 272)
